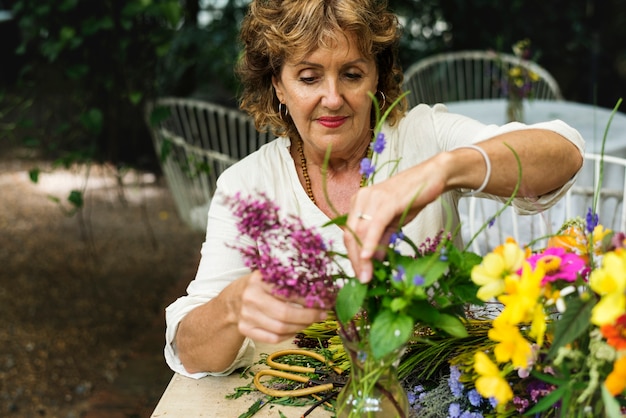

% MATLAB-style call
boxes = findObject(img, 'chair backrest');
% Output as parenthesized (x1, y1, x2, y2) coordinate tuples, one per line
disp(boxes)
(145, 97, 272, 231)
(461, 153, 626, 254)
(402, 50, 564, 109)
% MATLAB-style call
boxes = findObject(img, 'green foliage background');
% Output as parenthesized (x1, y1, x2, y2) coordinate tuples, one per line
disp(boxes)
(1, 0, 625, 169)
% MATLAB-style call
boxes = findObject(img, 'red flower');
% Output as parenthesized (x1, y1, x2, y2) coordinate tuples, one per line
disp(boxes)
(601, 314, 626, 350)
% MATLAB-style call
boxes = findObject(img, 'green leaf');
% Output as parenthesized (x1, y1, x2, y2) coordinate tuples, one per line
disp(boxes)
(406, 301, 440, 323)
(237, 397, 267, 418)
(149, 106, 171, 126)
(129, 91, 143, 105)
(452, 283, 482, 304)
(389, 297, 408, 312)
(65, 64, 89, 80)
(434, 313, 468, 338)
(370, 311, 413, 359)
(59, 26, 76, 42)
(67, 190, 84, 209)
(59, 0, 78, 12)
(403, 254, 449, 287)
(28, 168, 40, 183)
(323, 214, 347, 227)
(47, 195, 61, 204)
(547, 296, 594, 359)
(335, 279, 366, 325)
(602, 385, 623, 418)
(159, 138, 172, 162)
(80, 108, 103, 135)
(159, 1, 182, 27)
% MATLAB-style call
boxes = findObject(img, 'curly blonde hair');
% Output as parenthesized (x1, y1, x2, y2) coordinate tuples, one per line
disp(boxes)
(236, 0, 406, 138)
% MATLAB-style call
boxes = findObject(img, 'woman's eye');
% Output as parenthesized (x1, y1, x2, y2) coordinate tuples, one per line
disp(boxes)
(299, 76, 317, 84)
(345, 72, 363, 81)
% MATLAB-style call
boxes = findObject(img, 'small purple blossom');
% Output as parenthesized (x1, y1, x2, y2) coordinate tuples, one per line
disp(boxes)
(417, 230, 448, 256)
(372, 132, 386, 154)
(360, 157, 375, 179)
(586, 207, 599, 233)
(528, 380, 555, 403)
(393, 265, 406, 282)
(389, 230, 405, 246)
(407, 391, 416, 404)
(449, 402, 461, 417)
(488, 217, 496, 228)
(460, 412, 483, 418)
(439, 247, 448, 261)
(448, 366, 464, 397)
(412, 274, 425, 286)
(513, 396, 530, 413)
(467, 389, 482, 407)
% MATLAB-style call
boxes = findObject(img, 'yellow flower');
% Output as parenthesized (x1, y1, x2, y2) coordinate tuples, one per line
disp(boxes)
(472, 241, 525, 301)
(590, 251, 626, 295)
(591, 292, 626, 326)
(474, 351, 513, 405)
(590, 250, 626, 326)
(498, 262, 544, 325)
(508, 67, 522, 78)
(529, 303, 547, 347)
(592, 224, 613, 253)
(489, 319, 532, 368)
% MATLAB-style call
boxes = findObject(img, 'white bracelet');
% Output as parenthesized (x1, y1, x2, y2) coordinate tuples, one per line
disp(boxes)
(457, 144, 492, 196)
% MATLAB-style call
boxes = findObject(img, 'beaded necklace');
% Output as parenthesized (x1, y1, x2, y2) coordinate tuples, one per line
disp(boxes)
(297, 139, 371, 204)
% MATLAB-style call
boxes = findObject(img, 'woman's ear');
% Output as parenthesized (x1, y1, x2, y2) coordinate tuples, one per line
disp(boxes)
(272, 74, 284, 103)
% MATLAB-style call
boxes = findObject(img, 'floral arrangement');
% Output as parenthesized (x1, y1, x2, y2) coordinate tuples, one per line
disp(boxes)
(394, 213, 626, 418)
(498, 38, 540, 102)
(467, 215, 626, 417)
(226, 96, 626, 418)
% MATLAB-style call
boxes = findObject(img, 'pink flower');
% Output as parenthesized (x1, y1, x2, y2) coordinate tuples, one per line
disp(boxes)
(225, 192, 338, 309)
(526, 247, 586, 284)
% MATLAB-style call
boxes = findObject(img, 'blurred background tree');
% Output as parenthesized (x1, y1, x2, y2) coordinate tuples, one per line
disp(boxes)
(1, 0, 625, 169)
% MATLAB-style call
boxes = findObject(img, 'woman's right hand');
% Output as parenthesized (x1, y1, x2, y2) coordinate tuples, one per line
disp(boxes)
(237, 270, 328, 343)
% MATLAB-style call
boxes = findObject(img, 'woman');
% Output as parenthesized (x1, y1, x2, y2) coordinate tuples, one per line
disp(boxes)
(165, 0, 584, 378)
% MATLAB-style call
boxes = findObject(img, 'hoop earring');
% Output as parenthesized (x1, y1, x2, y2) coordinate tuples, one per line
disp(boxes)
(376, 91, 386, 110)
(278, 103, 289, 120)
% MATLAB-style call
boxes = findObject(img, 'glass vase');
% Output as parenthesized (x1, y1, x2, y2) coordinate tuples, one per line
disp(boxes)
(335, 332, 409, 418)
(506, 96, 524, 123)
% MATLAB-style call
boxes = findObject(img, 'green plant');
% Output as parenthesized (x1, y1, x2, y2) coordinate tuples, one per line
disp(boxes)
(9, 0, 182, 164)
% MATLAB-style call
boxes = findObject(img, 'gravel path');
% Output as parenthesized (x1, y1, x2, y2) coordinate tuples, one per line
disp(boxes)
(0, 147, 204, 417)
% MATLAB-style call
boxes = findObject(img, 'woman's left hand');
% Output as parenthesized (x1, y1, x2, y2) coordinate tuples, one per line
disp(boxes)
(344, 156, 448, 283)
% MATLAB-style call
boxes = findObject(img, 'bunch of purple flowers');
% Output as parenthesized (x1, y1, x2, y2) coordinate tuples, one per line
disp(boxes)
(403, 364, 497, 417)
(224, 191, 338, 309)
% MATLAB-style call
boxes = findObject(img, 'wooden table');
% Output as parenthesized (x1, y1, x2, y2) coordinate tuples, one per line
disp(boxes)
(151, 341, 332, 417)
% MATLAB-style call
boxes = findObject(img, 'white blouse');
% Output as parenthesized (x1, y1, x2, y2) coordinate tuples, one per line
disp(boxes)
(165, 103, 585, 378)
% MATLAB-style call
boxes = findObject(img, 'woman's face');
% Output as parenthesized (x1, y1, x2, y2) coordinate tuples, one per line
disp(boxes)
(272, 32, 378, 158)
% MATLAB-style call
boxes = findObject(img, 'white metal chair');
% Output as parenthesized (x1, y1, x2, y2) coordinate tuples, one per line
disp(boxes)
(402, 50, 564, 109)
(461, 153, 626, 254)
(145, 97, 272, 231)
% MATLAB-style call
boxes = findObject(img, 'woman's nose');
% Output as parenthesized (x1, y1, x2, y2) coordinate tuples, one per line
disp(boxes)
(321, 79, 344, 109)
